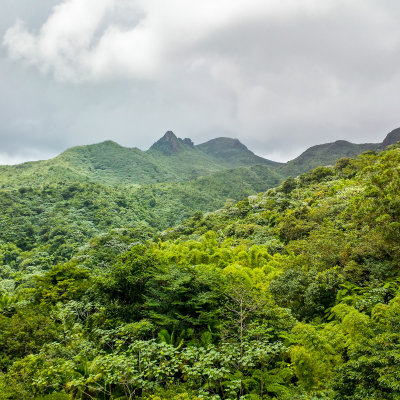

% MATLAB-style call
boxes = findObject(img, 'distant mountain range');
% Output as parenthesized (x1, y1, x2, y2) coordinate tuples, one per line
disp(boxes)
(0, 126, 399, 249)
(0, 131, 280, 188)
(1, 127, 399, 189)
(279, 127, 400, 177)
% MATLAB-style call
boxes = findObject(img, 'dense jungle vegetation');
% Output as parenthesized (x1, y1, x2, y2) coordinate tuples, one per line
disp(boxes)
(1, 135, 400, 399)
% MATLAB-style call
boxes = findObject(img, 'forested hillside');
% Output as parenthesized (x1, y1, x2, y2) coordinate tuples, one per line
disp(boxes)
(0, 164, 282, 264)
(1, 143, 400, 399)
(0, 132, 278, 188)
(1, 128, 397, 190)
(0, 129, 397, 257)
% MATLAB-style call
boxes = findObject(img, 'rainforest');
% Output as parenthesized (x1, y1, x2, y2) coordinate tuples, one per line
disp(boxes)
(1, 130, 400, 399)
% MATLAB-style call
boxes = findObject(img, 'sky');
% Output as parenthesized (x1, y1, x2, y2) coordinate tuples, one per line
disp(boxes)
(1, 0, 400, 164)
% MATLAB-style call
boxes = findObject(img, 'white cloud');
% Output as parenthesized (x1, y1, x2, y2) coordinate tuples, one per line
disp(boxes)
(4, 0, 115, 80)
(3, 0, 343, 82)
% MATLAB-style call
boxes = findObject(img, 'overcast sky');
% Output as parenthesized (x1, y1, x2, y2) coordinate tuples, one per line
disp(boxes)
(1, 0, 400, 164)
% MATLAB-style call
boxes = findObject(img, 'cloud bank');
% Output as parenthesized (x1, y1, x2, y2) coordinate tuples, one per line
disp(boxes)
(3, 0, 338, 82)
(1, 0, 400, 163)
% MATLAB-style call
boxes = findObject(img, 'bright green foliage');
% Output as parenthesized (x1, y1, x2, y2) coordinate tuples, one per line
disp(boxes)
(34, 262, 90, 305)
(2, 143, 400, 398)
(331, 298, 400, 399)
(0, 308, 59, 370)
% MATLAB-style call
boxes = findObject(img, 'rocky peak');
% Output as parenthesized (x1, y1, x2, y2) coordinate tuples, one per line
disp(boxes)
(148, 131, 194, 155)
(163, 130, 178, 141)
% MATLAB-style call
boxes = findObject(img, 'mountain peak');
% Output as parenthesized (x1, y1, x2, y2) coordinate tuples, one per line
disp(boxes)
(163, 130, 178, 141)
(148, 131, 191, 155)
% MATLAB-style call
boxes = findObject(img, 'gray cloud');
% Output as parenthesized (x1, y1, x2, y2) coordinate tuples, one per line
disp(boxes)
(1, 0, 400, 164)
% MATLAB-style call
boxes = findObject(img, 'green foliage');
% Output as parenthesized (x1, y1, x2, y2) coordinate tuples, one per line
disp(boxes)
(2, 143, 400, 398)
(0, 134, 278, 189)
(34, 262, 90, 305)
(0, 308, 59, 370)
(97, 245, 160, 321)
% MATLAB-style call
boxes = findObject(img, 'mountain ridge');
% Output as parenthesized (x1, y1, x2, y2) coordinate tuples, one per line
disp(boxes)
(0, 132, 278, 188)
(380, 127, 400, 148)
(278, 139, 378, 177)
(0, 127, 399, 189)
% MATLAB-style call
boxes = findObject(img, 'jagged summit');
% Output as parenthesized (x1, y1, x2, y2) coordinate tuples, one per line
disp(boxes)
(148, 131, 192, 155)
(162, 130, 178, 142)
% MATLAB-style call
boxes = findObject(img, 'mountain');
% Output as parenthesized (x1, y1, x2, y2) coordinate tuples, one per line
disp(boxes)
(2, 127, 400, 189)
(4, 129, 398, 265)
(197, 137, 281, 167)
(0, 131, 286, 255)
(0, 140, 165, 187)
(148, 132, 279, 168)
(279, 139, 377, 177)
(0, 132, 278, 188)
(278, 127, 400, 177)
(148, 130, 194, 155)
